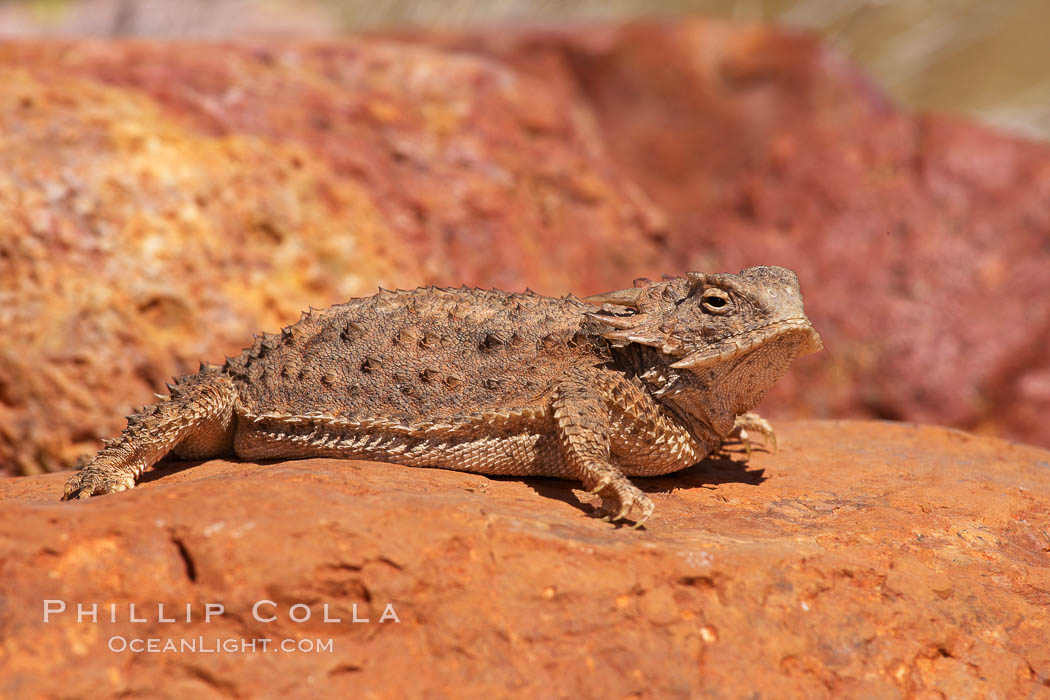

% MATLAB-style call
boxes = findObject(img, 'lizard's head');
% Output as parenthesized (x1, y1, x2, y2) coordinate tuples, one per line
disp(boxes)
(586, 266, 822, 415)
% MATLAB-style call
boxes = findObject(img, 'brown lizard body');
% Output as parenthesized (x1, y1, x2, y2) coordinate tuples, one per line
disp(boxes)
(62, 266, 821, 525)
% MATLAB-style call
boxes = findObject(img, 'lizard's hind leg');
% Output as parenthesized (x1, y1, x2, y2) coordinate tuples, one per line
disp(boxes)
(62, 369, 237, 500)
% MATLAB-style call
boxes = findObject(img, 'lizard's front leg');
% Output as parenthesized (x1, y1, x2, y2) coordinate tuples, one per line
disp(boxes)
(62, 370, 237, 500)
(551, 371, 655, 526)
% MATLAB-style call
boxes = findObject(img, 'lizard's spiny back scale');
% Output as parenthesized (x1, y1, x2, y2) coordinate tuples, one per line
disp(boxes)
(224, 287, 601, 422)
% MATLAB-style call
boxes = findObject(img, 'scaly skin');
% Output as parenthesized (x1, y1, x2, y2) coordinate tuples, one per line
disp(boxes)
(63, 267, 822, 526)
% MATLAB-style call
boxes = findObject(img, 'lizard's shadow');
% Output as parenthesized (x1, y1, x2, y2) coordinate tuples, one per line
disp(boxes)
(644, 453, 767, 493)
(140, 452, 765, 516)
(511, 450, 767, 513)
(138, 459, 209, 484)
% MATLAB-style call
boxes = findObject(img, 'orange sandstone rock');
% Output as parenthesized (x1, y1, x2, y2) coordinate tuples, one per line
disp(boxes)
(1, 421, 1048, 696)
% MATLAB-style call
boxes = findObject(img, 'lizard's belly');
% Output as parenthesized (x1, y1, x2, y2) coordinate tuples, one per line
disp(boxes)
(233, 417, 569, 477)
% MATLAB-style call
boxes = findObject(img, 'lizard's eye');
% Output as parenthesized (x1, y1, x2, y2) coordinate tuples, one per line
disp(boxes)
(700, 288, 732, 314)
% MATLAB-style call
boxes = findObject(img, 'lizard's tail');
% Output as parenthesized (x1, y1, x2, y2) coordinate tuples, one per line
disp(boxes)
(62, 368, 237, 500)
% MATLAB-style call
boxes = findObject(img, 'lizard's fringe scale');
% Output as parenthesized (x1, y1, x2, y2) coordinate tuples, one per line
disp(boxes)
(242, 404, 551, 437)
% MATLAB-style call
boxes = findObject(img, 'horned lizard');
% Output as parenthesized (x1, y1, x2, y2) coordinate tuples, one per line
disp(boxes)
(62, 266, 821, 525)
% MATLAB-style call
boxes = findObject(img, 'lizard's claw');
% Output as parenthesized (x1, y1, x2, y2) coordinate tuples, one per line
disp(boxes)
(727, 412, 777, 458)
(587, 474, 614, 495)
(590, 479, 654, 528)
(62, 468, 135, 501)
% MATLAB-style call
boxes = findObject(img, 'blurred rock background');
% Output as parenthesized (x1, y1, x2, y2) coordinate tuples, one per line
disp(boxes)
(3, 0, 1049, 141)
(2, 1, 1049, 475)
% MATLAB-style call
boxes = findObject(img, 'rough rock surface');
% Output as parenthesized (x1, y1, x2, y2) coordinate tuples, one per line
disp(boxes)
(2, 421, 1049, 697)
(0, 39, 665, 291)
(407, 19, 1050, 449)
(0, 38, 664, 475)
(0, 64, 415, 476)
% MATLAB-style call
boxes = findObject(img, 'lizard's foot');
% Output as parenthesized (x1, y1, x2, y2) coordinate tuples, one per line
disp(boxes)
(588, 476, 655, 527)
(727, 411, 776, 458)
(62, 466, 137, 501)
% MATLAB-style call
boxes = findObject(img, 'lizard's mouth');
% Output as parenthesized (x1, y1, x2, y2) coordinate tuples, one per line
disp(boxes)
(669, 318, 822, 370)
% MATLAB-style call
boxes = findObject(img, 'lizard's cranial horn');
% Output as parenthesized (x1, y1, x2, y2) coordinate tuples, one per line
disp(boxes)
(669, 350, 720, 370)
(601, 329, 664, 347)
(584, 312, 649, 330)
(583, 287, 646, 309)
(685, 272, 705, 289)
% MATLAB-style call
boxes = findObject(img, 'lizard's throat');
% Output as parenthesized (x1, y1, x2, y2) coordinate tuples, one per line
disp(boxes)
(654, 372, 735, 440)
(656, 333, 811, 439)
(719, 333, 812, 414)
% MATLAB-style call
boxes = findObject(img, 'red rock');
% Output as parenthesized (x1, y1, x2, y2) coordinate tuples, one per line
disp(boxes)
(404, 19, 1050, 449)
(0, 63, 415, 475)
(1, 421, 1048, 696)
(0, 38, 664, 475)
(5, 19, 1050, 472)
(0, 39, 666, 294)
